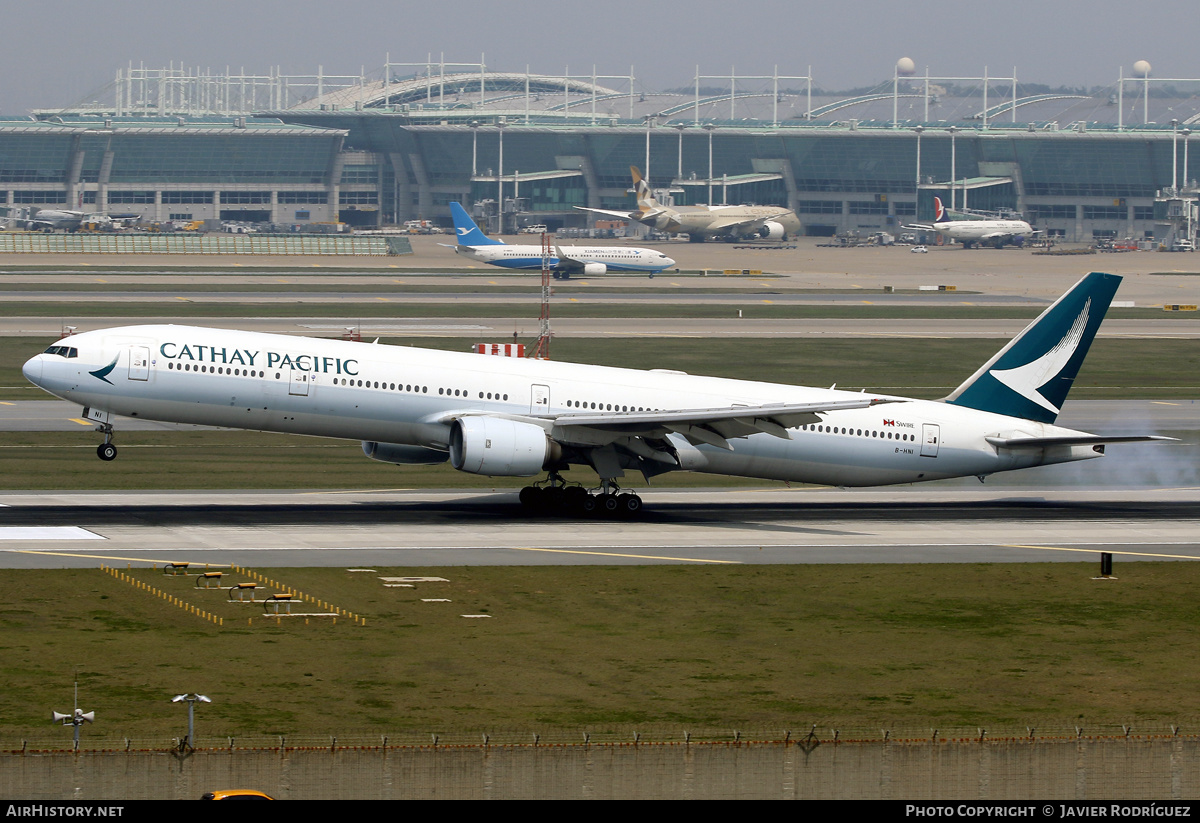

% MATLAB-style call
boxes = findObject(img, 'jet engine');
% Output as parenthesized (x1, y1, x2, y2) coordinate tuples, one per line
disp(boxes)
(448, 416, 557, 476)
(756, 221, 787, 240)
(582, 262, 607, 276)
(362, 441, 449, 465)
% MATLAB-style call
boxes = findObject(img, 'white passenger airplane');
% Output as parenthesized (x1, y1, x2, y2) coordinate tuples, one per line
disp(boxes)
(906, 197, 1037, 248)
(448, 202, 675, 278)
(576, 166, 802, 242)
(0, 206, 113, 231)
(22, 272, 1167, 516)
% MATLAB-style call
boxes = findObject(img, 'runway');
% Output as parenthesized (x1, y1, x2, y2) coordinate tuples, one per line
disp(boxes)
(1, 486, 1198, 569)
(6, 316, 1200, 339)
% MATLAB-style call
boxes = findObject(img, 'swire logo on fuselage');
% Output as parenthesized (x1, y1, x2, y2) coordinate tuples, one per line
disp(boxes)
(158, 342, 359, 376)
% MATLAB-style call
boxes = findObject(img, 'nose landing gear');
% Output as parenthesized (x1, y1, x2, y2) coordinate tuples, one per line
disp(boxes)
(95, 422, 117, 461)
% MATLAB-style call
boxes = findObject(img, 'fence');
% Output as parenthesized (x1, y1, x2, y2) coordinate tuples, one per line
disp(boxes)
(0, 233, 412, 256)
(3, 731, 1198, 799)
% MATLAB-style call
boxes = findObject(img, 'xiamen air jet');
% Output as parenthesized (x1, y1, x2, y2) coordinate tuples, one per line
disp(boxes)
(23, 272, 1168, 516)
(447, 202, 674, 279)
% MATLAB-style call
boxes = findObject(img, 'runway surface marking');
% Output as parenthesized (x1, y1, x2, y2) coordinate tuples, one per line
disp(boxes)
(494, 546, 740, 564)
(1005, 544, 1200, 561)
(0, 527, 101, 540)
(0, 550, 227, 566)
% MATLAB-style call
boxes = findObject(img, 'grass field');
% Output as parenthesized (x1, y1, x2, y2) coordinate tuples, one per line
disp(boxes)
(3, 562, 1199, 746)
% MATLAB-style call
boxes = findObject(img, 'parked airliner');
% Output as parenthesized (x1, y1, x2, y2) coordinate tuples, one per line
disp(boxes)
(906, 197, 1037, 248)
(448, 202, 674, 279)
(22, 273, 1166, 516)
(576, 166, 802, 242)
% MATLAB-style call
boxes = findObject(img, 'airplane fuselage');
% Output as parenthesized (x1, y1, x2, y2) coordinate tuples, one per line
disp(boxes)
(933, 219, 1034, 245)
(454, 243, 675, 273)
(639, 205, 802, 238)
(24, 325, 1104, 489)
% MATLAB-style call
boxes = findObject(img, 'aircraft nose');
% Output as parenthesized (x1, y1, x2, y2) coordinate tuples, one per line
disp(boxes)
(22, 355, 42, 385)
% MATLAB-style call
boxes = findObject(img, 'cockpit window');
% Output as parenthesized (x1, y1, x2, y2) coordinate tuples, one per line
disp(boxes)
(43, 346, 78, 358)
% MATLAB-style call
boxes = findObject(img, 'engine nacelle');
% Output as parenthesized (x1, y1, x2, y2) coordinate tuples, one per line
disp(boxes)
(448, 416, 554, 476)
(756, 221, 787, 240)
(582, 262, 607, 276)
(362, 441, 448, 465)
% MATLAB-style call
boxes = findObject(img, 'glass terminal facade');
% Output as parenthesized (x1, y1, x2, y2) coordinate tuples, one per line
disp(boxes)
(1, 109, 1195, 241)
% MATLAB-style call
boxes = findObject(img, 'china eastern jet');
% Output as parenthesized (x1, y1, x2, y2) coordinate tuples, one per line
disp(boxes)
(575, 166, 802, 242)
(23, 272, 1168, 516)
(447, 202, 674, 279)
(906, 197, 1037, 248)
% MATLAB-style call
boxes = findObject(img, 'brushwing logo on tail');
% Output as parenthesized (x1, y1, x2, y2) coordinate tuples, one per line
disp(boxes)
(988, 298, 1090, 414)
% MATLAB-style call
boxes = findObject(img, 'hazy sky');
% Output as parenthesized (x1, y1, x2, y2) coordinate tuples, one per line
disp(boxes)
(1, 0, 1196, 115)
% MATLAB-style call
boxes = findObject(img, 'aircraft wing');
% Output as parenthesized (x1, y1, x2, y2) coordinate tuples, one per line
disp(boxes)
(549, 396, 896, 451)
(904, 223, 937, 231)
(432, 397, 894, 455)
(574, 206, 638, 221)
(552, 243, 582, 270)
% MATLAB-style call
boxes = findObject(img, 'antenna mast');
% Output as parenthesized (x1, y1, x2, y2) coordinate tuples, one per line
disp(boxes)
(533, 232, 552, 359)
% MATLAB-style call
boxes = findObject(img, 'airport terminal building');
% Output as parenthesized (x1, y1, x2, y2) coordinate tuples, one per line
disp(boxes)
(3, 64, 1199, 243)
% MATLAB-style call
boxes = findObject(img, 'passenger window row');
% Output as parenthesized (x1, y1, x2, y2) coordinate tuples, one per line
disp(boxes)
(566, 400, 657, 412)
(802, 423, 914, 441)
(168, 362, 263, 378)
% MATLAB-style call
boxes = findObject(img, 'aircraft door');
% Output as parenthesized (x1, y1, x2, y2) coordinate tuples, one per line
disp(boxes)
(921, 423, 940, 458)
(128, 346, 150, 381)
(530, 384, 550, 415)
(289, 368, 311, 397)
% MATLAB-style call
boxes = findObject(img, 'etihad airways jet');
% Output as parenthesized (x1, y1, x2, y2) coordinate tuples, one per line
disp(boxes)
(447, 202, 674, 279)
(906, 197, 1037, 248)
(22, 272, 1166, 516)
(576, 166, 802, 242)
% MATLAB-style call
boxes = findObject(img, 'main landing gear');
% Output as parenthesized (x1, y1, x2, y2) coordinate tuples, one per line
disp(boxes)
(519, 473, 644, 518)
(95, 422, 117, 461)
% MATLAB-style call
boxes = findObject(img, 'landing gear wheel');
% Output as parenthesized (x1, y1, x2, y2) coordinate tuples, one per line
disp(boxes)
(97, 443, 117, 461)
(618, 494, 643, 516)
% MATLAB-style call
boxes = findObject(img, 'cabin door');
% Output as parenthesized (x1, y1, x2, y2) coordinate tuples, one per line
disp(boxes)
(289, 368, 311, 397)
(530, 384, 550, 415)
(128, 346, 150, 381)
(921, 423, 940, 458)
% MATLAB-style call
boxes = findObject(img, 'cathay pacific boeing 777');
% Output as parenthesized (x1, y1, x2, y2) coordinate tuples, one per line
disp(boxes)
(22, 272, 1167, 515)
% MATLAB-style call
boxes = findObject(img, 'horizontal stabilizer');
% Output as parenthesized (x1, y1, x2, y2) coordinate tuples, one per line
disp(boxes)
(985, 434, 1176, 449)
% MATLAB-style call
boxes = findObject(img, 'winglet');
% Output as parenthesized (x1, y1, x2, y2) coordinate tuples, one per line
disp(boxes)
(944, 272, 1121, 423)
(449, 202, 504, 246)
